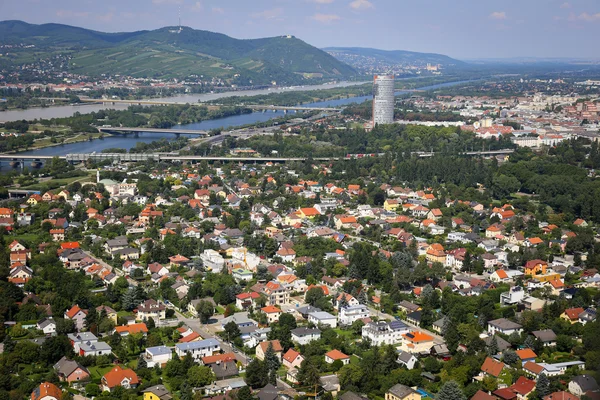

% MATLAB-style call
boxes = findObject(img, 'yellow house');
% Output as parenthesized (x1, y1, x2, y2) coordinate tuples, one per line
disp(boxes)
(27, 195, 41, 206)
(384, 199, 400, 211)
(142, 385, 172, 400)
(298, 207, 320, 219)
(386, 384, 421, 400)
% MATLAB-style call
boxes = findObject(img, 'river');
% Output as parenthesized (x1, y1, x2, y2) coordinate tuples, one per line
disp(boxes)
(0, 79, 472, 171)
(0, 81, 369, 123)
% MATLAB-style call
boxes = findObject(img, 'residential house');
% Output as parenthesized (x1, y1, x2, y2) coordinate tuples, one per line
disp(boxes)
(385, 384, 421, 400)
(480, 357, 505, 379)
(220, 312, 257, 329)
(64, 305, 87, 331)
(144, 346, 173, 368)
(338, 305, 370, 326)
(487, 318, 523, 336)
(569, 375, 599, 397)
(532, 329, 557, 347)
(325, 350, 350, 365)
(261, 306, 282, 324)
(396, 351, 419, 370)
(362, 320, 410, 346)
(175, 339, 221, 361)
(37, 318, 57, 335)
(101, 366, 139, 392)
(53, 357, 90, 384)
(400, 331, 435, 354)
(142, 385, 172, 400)
(282, 349, 304, 370)
(291, 328, 321, 345)
(308, 311, 337, 328)
(31, 382, 62, 400)
(137, 299, 166, 321)
(256, 340, 283, 362)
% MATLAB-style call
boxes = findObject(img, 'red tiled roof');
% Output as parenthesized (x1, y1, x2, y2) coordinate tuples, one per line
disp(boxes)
(102, 366, 139, 389)
(31, 382, 62, 400)
(325, 349, 349, 360)
(481, 357, 504, 377)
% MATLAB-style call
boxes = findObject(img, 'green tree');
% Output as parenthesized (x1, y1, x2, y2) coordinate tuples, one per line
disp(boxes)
(245, 359, 268, 388)
(187, 365, 216, 387)
(197, 300, 215, 324)
(536, 374, 551, 398)
(297, 358, 320, 388)
(264, 342, 281, 385)
(437, 381, 467, 400)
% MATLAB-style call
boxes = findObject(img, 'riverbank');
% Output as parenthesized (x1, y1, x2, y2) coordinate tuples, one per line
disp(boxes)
(1, 132, 111, 154)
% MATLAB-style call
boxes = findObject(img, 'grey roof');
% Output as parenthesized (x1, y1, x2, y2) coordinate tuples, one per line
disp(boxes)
(54, 356, 88, 377)
(488, 318, 522, 330)
(37, 318, 56, 329)
(79, 341, 112, 352)
(532, 329, 557, 342)
(483, 335, 511, 351)
(297, 305, 321, 315)
(210, 360, 238, 379)
(291, 327, 321, 336)
(319, 374, 340, 391)
(397, 350, 416, 364)
(257, 384, 279, 400)
(67, 332, 97, 342)
(388, 384, 416, 399)
(142, 385, 172, 400)
(308, 311, 335, 320)
(398, 300, 421, 311)
(433, 316, 448, 328)
(176, 338, 220, 351)
(221, 312, 254, 326)
(571, 375, 599, 392)
(146, 346, 172, 356)
(339, 392, 368, 400)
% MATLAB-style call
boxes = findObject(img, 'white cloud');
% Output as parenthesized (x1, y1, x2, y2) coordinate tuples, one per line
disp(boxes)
(190, 1, 203, 12)
(311, 13, 341, 23)
(349, 0, 373, 10)
(251, 8, 284, 20)
(560, 2, 571, 9)
(489, 11, 507, 20)
(212, 7, 224, 14)
(308, 0, 335, 3)
(56, 10, 90, 18)
(577, 12, 600, 21)
(97, 12, 114, 22)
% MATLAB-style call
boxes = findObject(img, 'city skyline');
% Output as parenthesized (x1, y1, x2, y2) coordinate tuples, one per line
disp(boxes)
(1, 0, 599, 60)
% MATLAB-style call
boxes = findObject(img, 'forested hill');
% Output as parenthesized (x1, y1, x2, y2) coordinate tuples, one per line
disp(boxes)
(0, 20, 356, 84)
(324, 47, 465, 69)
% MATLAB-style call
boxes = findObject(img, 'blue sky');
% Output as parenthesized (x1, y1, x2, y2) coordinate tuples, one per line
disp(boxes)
(1, 0, 599, 59)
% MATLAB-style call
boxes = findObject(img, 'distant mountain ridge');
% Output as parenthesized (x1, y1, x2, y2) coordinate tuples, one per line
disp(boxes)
(324, 47, 465, 70)
(0, 20, 356, 84)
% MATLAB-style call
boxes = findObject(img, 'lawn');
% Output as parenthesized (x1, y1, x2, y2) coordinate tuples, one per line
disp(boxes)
(334, 328, 356, 339)
(88, 365, 115, 380)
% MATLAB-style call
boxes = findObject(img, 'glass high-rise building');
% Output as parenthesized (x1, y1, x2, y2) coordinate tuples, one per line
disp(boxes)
(372, 74, 395, 125)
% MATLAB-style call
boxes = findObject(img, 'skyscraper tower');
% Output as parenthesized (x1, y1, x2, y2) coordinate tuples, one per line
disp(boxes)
(372, 74, 395, 126)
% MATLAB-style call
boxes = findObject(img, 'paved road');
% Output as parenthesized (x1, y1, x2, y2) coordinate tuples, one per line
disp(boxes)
(172, 309, 250, 365)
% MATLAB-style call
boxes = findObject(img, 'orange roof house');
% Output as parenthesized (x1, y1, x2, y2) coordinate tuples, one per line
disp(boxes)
(562, 307, 585, 322)
(481, 357, 505, 378)
(114, 323, 148, 336)
(298, 207, 320, 218)
(101, 366, 139, 391)
(426, 243, 446, 263)
(516, 348, 537, 361)
(325, 349, 350, 363)
(31, 382, 62, 400)
(524, 259, 547, 276)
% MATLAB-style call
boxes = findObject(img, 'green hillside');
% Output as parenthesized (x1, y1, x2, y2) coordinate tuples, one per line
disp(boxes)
(324, 47, 465, 69)
(0, 21, 356, 84)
